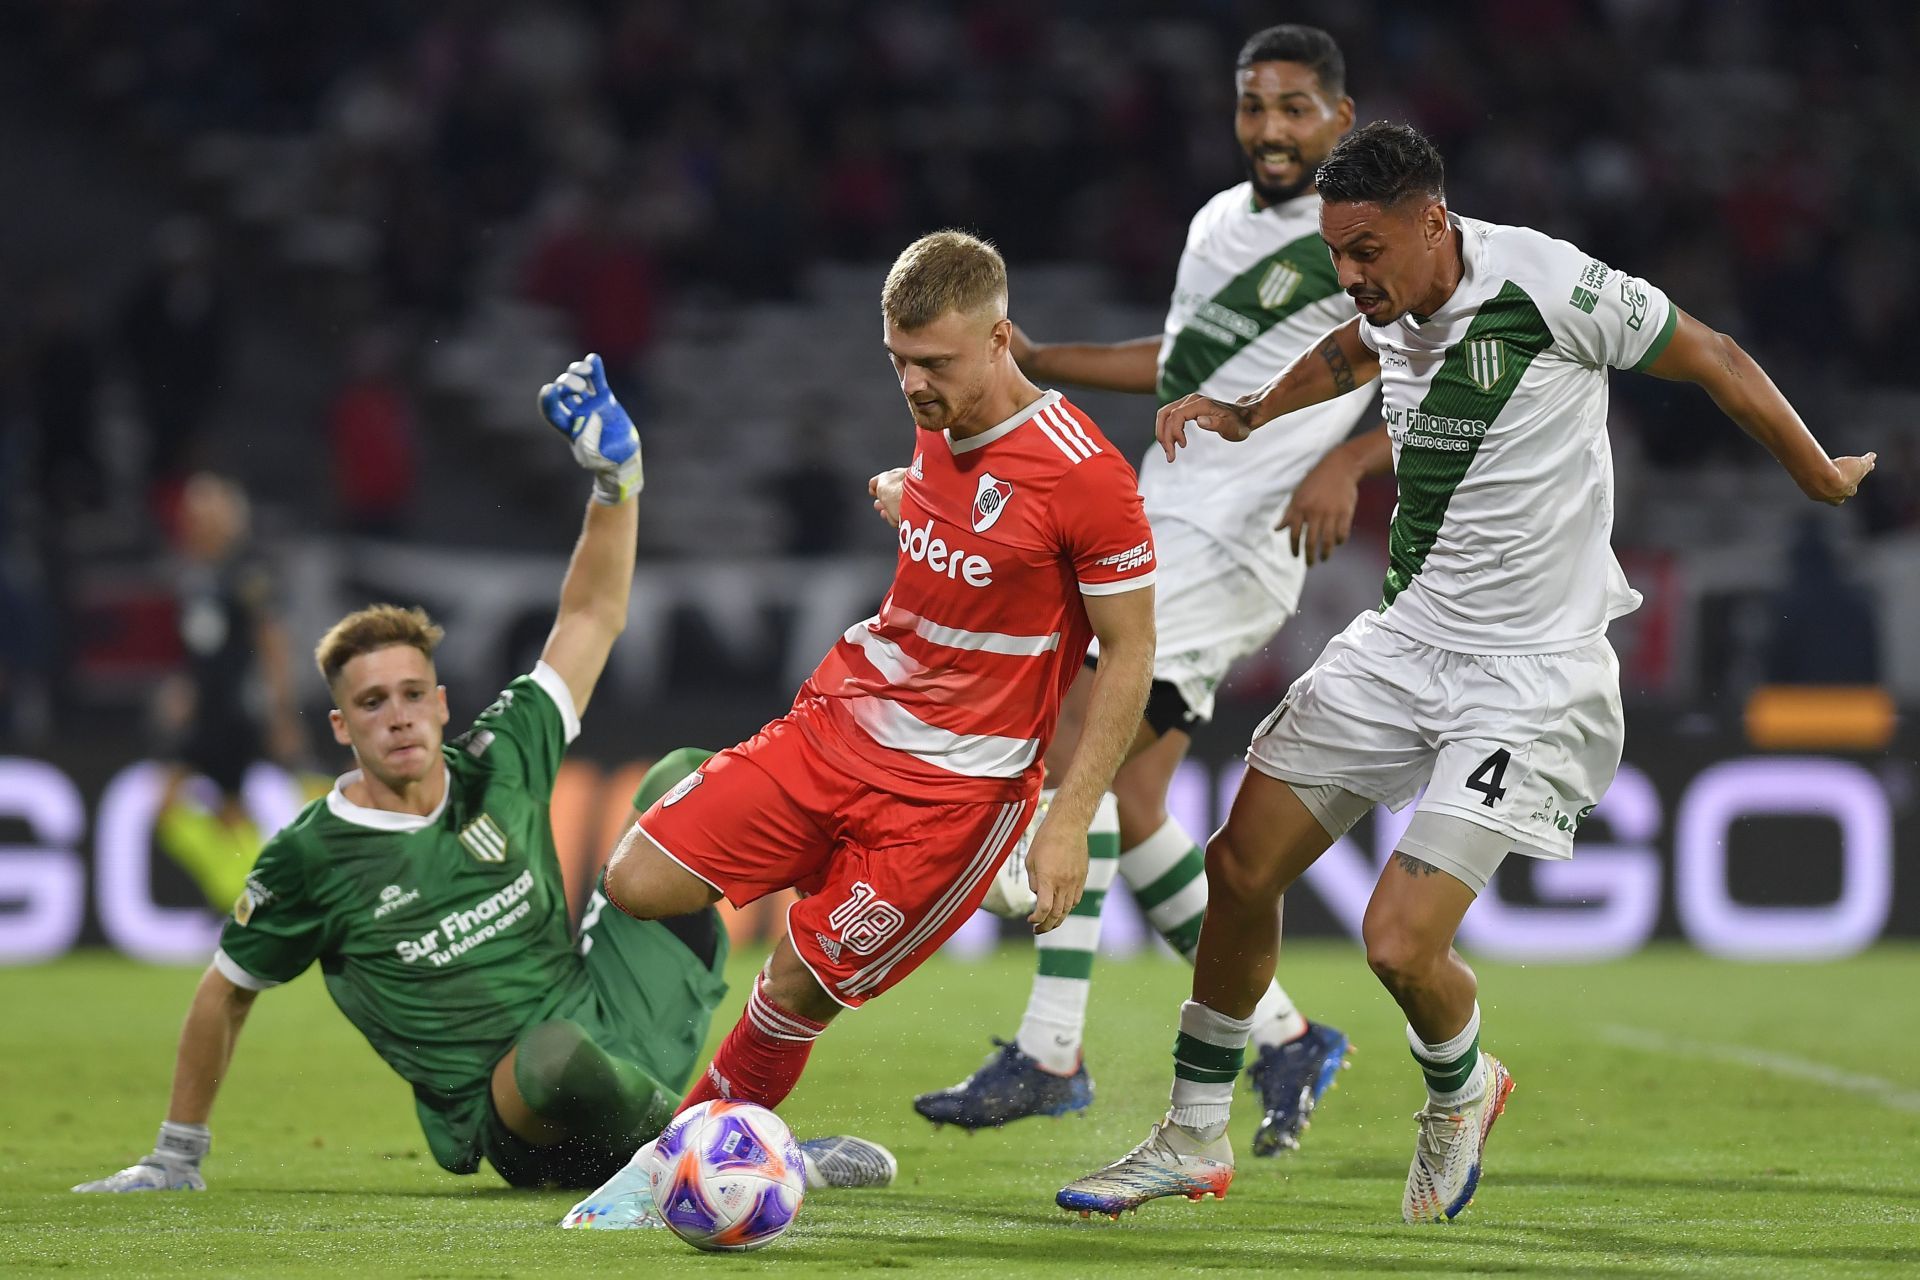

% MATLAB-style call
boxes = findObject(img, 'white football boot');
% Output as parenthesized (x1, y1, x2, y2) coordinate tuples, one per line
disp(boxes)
(560, 1140, 663, 1230)
(1055, 1117, 1234, 1219)
(799, 1136, 898, 1189)
(1401, 1054, 1515, 1224)
(560, 1133, 898, 1229)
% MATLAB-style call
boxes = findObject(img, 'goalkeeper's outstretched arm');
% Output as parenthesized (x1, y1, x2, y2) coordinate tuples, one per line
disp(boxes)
(536, 353, 645, 719)
(72, 965, 258, 1192)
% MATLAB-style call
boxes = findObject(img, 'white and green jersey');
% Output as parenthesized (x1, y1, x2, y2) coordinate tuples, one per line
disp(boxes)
(1360, 214, 1679, 655)
(1146, 183, 1374, 592)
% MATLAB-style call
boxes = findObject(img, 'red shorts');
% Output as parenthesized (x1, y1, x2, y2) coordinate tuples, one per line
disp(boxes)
(636, 712, 1036, 1007)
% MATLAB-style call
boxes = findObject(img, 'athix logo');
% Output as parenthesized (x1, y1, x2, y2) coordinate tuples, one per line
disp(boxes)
(898, 515, 993, 586)
(971, 472, 1013, 533)
(373, 883, 421, 919)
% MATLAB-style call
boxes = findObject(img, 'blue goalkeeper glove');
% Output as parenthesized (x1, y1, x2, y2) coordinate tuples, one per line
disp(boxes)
(540, 352, 644, 504)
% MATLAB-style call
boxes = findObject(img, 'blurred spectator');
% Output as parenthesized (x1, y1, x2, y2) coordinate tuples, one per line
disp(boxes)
(523, 184, 660, 384)
(7, 0, 1918, 560)
(762, 394, 854, 557)
(118, 216, 228, 503)
(0, 425, 52, 744)
(1764, 517, 1880, 685)
(153, 473, 304, 908)
(24, 276, 103, 516)
(327, 331, 421, 536)
(820, 112, 906, 260)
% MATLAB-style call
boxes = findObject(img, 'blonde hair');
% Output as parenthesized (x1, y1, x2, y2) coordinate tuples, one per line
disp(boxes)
(314, 604, 443, 693)
(881, 230, 1007, 330)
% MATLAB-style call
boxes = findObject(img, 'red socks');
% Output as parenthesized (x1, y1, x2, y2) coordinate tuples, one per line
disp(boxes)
(678, 975, 828, 1113)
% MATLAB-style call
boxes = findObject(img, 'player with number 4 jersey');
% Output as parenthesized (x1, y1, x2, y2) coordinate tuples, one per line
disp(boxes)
(1059, 123, 1873, 1226)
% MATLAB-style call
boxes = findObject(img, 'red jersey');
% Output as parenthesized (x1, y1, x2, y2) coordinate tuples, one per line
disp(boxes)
(797, 390, 1155, 801)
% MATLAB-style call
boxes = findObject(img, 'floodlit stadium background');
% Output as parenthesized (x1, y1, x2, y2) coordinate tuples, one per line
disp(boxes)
(1, 1, 1915, 965)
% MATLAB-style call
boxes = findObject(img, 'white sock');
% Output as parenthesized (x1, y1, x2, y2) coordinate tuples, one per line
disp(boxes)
(1168, 1000, 1253, 1141)
(1016, 975, 1092, 1075)
(1408, 1004, 1486, 1109)
(1118, 817, 1210, 958)
(1250, 982, 1308, 1048)
(1016, 793, 1118, 1075)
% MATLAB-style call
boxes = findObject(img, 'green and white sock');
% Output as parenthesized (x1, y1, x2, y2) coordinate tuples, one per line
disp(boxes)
(1122, 817, 1308, 1048)
(1168, 999, 1252, 1141)
(1015, 792, 1120, 1075)
(1120, 816, 1209, 958)
(1408, 1003, 1485, 1109)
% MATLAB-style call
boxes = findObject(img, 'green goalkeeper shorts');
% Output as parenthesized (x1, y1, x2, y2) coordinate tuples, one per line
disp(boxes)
(565, 887, 730, 1095)
(438, 890, 729, 1184)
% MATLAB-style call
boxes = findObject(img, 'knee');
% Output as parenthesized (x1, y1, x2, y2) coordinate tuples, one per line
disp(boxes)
(1203, 829, 1282, 904)
(1361, 910, 1438, 993)
(603, 824, 714, 920)
(602, 828, 657, 917)
(760, 949, 843, 1027)
(513, 1019, 596, 1109)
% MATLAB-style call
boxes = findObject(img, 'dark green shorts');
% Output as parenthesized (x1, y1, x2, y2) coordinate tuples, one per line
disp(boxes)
(478, 894, 729, 1188)
(569, 889, 730, 1093)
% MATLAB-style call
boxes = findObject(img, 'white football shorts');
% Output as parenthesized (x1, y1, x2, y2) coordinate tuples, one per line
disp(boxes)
(1246, 609, 1625, 863)
(1091, 517, 1300, 725)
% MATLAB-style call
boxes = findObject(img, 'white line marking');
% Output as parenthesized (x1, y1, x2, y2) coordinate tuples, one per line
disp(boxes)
(1600, 1025, 1920, 1113)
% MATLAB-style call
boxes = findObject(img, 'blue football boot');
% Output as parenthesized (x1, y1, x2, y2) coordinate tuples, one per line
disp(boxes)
(1247, 1021, 1351, 1156)
(913, 1038, 1093, 1129)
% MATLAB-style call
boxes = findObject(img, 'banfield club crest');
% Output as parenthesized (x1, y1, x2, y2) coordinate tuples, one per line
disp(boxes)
(972, 473, 1013, 533)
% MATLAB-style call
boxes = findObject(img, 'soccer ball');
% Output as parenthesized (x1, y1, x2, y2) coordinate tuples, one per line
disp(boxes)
(649, 1100, 805, 1252)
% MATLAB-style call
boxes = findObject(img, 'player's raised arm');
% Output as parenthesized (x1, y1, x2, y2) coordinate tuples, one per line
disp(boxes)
(72, 965, 258, 1192)
(1011, 321, 1162, 395)
(1641, 309, 1874, 505)
(537, 353, 645, 718)
(1155, 317, 1378, 460)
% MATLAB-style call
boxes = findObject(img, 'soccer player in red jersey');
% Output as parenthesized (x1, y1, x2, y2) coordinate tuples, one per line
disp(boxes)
(575, 232, 1156, 1221)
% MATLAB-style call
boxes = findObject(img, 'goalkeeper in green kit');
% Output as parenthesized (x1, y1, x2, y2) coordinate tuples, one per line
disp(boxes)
(74, 356, 893, 1205)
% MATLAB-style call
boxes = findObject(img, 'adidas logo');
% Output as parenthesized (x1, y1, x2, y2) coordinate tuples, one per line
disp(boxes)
(815, 931, 844, 964)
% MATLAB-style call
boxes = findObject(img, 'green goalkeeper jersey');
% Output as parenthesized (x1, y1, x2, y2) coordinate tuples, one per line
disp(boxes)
(215, 664, 592, 1167)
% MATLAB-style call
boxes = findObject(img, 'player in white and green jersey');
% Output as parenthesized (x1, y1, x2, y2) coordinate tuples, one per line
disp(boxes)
(73, 356, 891, 1202)
(1058, 122, 1874, 1225)
(906, 24, 1387, 1158)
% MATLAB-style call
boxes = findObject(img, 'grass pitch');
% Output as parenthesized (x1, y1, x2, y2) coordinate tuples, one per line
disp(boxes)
(3, 944, 1917, 1277)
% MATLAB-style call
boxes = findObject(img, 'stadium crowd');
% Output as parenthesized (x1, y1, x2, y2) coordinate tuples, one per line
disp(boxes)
(0, 0, 1914, 738)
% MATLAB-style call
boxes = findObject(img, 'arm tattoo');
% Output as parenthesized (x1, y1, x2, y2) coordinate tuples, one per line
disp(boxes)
(1318, 333, 1358, 395)
(1394, 852, 1441, 877)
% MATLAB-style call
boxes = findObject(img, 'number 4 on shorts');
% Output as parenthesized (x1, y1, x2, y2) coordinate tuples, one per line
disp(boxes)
(1465, 749, 1511, 807)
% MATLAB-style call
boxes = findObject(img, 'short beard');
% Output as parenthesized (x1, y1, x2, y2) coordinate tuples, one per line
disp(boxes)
(1247, 162, 1314, 207)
